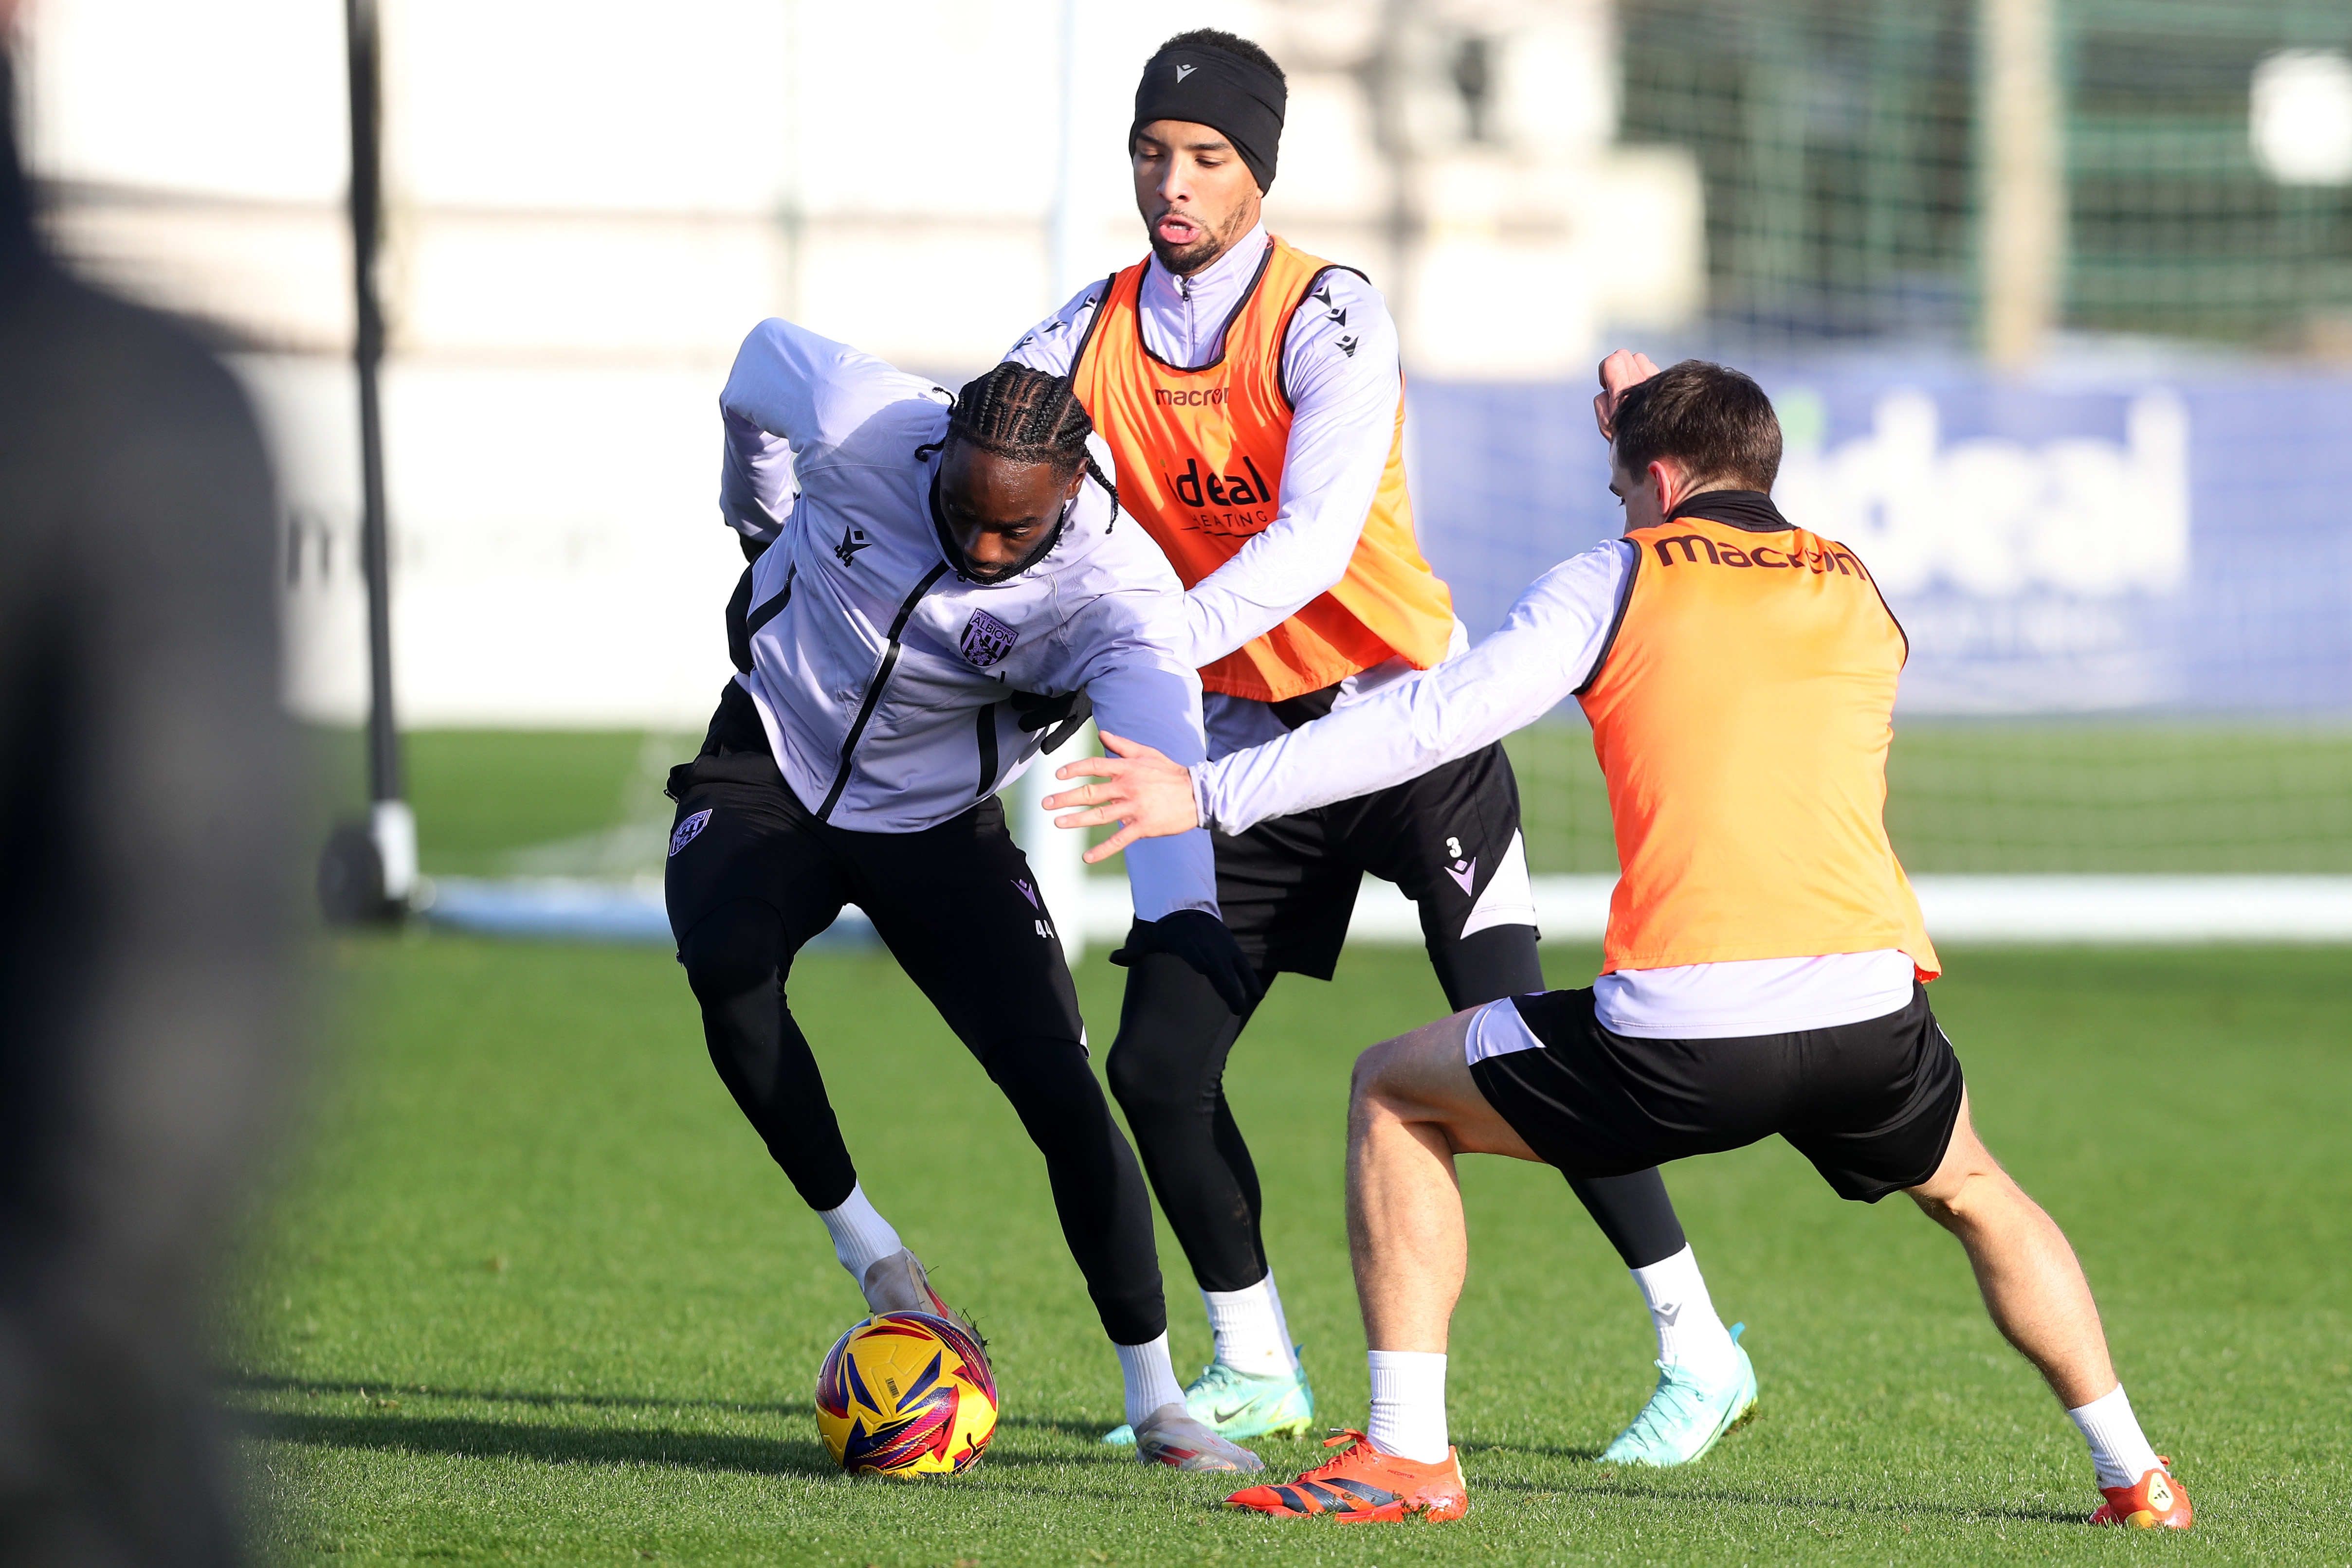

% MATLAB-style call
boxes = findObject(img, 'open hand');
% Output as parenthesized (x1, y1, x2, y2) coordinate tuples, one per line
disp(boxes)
(1593, 348, 1662, 441)
(1042, 732, 1200, 864)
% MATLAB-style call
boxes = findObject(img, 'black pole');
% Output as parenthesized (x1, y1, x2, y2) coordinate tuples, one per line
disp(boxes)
(316, 0, 409, 922)
(346, 0, 400, 811)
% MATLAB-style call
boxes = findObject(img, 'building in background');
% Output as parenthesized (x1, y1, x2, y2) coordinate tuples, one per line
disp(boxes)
(15, 0, 1698, 729)
(17, 0, 2352, 901)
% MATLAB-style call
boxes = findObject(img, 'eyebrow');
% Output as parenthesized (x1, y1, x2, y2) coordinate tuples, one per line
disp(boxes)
(944, 498, 1044, 529)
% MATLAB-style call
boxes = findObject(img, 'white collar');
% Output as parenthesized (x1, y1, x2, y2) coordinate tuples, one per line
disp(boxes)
(1135, 223, 1272, 367)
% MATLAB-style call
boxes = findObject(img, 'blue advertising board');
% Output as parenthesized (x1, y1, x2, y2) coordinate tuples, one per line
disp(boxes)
(1408, 370, 2352, 714)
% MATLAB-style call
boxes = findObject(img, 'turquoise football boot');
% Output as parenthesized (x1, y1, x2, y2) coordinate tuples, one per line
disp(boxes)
(1599, 1322, 1758, 1466)
(1102, 1354, 1316, 1446)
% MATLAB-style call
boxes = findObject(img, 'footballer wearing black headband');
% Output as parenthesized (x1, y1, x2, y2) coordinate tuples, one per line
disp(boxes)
(1008, 27, 1745, 1474)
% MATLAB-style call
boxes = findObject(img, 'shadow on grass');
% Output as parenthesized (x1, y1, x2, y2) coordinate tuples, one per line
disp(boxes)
(233, 1377, 2079, 1523)
(232, 1383, 1152, 1479)
(238, 1408, 1265, 1498)
(223, 1370, 804, 1420)
(989, 1411, 1127, 1446)
(238, 1407, 840, 1477)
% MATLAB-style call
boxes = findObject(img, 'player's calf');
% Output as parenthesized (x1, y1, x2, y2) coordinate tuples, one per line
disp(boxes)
(1905, 1097, 2188, 1527)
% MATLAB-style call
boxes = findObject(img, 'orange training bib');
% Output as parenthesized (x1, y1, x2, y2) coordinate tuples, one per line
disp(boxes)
(1070, 237, 1455, 702)
(1579, 514, 1940, 978)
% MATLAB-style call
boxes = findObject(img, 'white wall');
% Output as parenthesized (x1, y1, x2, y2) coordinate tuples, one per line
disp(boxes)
(18, 0, 1700, 727)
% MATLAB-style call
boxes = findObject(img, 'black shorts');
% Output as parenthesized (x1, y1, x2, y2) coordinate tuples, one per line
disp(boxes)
(1213, 740, 1531, 980)
(662, 751, 1086, 1054)
(1467, 983, 1965, 1203)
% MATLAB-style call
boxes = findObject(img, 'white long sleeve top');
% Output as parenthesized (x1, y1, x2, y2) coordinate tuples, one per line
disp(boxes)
(1005, 225, 1426, 755)
(1193, 538, 1918, 1037)
(717, 317, 1218, 921)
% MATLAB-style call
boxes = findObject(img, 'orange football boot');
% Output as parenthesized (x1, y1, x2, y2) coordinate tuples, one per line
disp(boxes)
(1225, 1430, 1469, 1523)
(2089, 1458, 2192, 1529)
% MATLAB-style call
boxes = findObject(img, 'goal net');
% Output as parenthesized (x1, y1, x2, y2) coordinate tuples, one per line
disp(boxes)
(1408, 0, 2352, 891)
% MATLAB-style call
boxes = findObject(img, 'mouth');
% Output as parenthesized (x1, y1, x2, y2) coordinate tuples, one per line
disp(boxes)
(1154, 211, 1203, 248)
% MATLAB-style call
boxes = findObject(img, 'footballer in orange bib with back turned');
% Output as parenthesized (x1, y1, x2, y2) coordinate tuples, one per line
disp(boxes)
(1582, 513, 1940, 977)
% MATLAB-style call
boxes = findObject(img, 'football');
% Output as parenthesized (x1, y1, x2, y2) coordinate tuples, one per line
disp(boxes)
(815, 1311, 998, 1476)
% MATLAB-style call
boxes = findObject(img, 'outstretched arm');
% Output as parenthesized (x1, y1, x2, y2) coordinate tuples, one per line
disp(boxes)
(1044, 730, 1202, 864)
(1050, 539, 1634, 852)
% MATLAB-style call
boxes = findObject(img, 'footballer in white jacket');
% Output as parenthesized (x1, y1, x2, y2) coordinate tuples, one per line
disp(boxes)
(662, 319, 1263, 1473)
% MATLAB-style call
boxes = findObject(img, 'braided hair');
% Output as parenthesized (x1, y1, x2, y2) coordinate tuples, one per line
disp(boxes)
(917, 362, 1120, 530)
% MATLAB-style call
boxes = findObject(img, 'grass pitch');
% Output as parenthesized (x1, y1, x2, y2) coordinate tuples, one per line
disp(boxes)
(324, 721, 2352, 879)
(236, 929, 2351, 1566)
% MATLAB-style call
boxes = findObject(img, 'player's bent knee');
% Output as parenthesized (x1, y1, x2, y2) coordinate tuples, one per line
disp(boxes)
(1103, 1035, 1186, 1119)
(677, 897, 785, 1003)
(1348, 1013, 1480, 1123)
(1904, 1097, 2009, 1219)
(1908, 1158, 2023, 1234)
(977, 1034, 1104, 1116)
(1347, 1034, 1415, 1114)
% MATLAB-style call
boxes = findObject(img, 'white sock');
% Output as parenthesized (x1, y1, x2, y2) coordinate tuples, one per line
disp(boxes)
(1262, 1269, 1299, 1356)
(816, 1183, 901, 1283)
(1116, 1333, 1186, 1429)
(1631, 1244, 1738, 1382)
(2068, 1384, 2163, 1490)
(1203, 1274, 1297, 1376)
(1365, 1350, 1449, 1462)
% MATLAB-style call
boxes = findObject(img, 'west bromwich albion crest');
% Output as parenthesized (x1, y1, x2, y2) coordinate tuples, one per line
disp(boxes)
(669, 808, 712, 857)
(959, 609, 1018, 669)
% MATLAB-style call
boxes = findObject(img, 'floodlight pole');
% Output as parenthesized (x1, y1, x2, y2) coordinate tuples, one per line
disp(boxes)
(1980, 0, 2064, 368)
(345, 0, 414, 906)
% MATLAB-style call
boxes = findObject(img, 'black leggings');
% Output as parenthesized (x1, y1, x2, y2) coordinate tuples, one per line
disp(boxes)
(664, 761, 1167, 1346)
(1107, 922, 1687, 1294)
(681, 898, 1166, 1344)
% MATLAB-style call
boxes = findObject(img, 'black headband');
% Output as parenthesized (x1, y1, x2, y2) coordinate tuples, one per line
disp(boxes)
(1130, 45, 1285, 194)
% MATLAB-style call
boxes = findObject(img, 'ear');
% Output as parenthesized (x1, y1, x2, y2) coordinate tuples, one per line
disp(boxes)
(1646, 458, 1681, 516)
(1062, 467, 1087, 501)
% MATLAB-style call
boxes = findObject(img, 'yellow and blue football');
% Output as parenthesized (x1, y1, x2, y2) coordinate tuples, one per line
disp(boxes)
(815, 1311, 997, 1476)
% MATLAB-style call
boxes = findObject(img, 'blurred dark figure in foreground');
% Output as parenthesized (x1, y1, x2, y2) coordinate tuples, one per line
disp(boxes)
(0, 26, 293, 1568)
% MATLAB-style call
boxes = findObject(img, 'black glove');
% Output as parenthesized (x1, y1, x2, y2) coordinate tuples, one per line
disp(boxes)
(1009, 687, 1095, 754)
(1111, 910, 1265, 1016)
